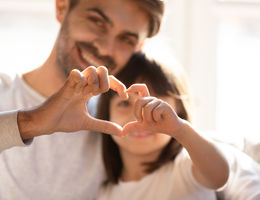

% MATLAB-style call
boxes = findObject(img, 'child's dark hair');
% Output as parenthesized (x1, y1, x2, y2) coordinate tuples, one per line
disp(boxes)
(96, 52, 191, 185)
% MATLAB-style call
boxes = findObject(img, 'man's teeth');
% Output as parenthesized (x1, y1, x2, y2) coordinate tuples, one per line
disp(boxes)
(82, 53, 102, 67)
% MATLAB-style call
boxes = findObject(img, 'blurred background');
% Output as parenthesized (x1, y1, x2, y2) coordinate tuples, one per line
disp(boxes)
(0, 0, 260, 148)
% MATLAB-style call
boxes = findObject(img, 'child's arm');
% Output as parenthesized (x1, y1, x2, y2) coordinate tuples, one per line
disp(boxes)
(125, 84, 229, 189)
(174, 122, 229, 189)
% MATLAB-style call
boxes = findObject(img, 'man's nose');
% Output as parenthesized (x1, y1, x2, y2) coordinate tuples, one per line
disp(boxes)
(94, 35, 116, 57)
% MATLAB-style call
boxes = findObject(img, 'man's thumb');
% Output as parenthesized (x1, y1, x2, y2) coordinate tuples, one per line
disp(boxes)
(85, 116, 123, 136)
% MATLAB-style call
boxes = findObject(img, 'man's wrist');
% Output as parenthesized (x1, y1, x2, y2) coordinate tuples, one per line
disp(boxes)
(17, 110, 37, 140)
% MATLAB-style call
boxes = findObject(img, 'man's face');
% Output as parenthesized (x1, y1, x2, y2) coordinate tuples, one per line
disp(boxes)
(56, 0, 150, 77)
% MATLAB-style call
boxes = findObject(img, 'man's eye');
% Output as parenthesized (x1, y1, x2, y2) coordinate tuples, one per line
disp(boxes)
(117, 101, 130, 107)
(88, 16, 104, 27)
(120, 36, 136, 46)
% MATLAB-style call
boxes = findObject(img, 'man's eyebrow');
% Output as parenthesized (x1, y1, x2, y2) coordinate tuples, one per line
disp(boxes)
(86, 8, 113, 26)
(122, 31, 139, 40)
(86, 8, 139, 40)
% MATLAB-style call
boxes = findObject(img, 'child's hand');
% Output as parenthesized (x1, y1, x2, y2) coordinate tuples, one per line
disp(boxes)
(124, 84, 230, 190)
(122, 84, 185, 138)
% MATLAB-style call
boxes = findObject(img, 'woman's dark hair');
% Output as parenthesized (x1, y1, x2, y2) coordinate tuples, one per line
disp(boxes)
(96, 52, 191, 185)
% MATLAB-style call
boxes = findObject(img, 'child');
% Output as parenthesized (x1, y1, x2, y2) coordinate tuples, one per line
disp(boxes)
(95, 52, 229, 200)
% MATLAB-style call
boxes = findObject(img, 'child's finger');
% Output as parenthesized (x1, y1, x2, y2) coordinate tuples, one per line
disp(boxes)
(126, 84, 150, 97)
(153, 102, 166, 122)
(109, 75, 128, 100)
(96, 66, 109, 94)
(134, 97, 154, 122)
(142, 99, 161, 123)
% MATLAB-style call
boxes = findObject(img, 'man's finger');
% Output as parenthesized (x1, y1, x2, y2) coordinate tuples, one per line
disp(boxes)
(82, 66, 99, 95)
(66, 69, 82, 88)
(109, 75, 128, 99)
(97, 66, 109, 93)
(62, 69, 87, 98)
(85, 116, 123, 136)
(72, 71, 88, 93)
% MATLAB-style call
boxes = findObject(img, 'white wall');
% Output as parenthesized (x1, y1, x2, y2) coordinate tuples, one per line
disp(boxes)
(150, 0, 260, 147)
(0, 0, 58, 74)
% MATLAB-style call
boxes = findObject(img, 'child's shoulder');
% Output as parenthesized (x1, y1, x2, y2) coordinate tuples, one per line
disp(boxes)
(154, 149, 192, 181)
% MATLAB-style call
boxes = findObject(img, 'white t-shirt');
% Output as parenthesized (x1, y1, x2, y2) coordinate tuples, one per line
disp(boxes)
(97, 150, 216, 200)
(0, 73, 105, 200)
(0, 73, 260, 200)
(216, 142, 260, 200)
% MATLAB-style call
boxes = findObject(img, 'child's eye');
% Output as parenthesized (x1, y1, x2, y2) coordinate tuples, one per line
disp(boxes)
(117, 100, 130, 107)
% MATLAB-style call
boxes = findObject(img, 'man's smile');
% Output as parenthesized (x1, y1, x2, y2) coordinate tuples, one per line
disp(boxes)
(77, 45, 103, 70)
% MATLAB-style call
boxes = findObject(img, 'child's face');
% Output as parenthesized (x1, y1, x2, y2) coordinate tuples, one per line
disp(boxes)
(109, 89, 176, 156)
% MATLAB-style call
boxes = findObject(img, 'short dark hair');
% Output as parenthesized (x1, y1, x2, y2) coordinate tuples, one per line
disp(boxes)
(133, 0, 165, 37)
(68, 0, 165, 37)
(69, 0, 79, 11)
(96, 52, 191, 185)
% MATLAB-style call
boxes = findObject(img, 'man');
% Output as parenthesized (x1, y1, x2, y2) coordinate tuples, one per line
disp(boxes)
(0, 0, 164, 199)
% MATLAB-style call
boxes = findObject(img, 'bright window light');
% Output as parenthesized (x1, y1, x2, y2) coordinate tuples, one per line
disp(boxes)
(0, 0, 58, 74)
(216, 17, 260, 141)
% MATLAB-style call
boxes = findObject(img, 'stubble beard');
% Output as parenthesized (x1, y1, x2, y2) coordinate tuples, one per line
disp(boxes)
(55, 15, 118, 79)
(56, 17, 77, 78)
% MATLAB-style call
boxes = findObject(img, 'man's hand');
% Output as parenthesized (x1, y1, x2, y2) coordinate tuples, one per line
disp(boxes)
(18, 66, 127, 139)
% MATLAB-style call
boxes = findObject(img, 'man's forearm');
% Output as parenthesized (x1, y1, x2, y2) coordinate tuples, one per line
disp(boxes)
(0, 111, 26, 152)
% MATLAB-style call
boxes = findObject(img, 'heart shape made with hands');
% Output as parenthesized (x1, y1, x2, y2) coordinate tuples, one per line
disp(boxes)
(62, 68, 170, 138)
(44, 67, 168, 138)
(101, 83, 162, 138)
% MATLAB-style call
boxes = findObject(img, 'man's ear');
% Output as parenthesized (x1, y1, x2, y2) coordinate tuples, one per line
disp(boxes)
(136, 41, 145, 52)
(56, 0, 70, 23)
